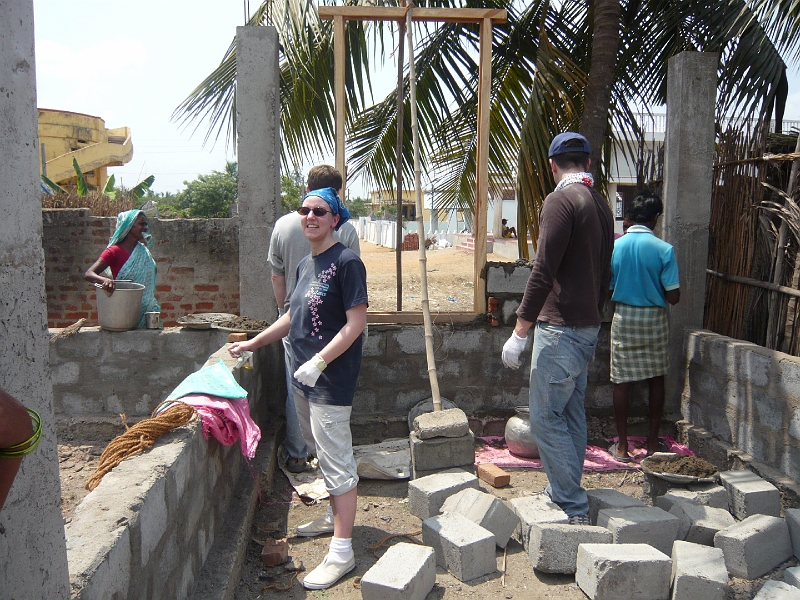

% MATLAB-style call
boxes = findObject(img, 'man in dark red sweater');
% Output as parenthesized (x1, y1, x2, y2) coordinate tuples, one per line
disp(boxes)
(502, 132, 614, 525)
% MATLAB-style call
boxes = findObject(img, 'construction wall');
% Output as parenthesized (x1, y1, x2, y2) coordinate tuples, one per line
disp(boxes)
(682, 330, 800, 484)
(43, 209, 240, 328)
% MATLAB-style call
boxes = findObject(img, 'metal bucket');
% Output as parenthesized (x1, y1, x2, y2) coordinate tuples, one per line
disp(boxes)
(95, 281, 145, 331)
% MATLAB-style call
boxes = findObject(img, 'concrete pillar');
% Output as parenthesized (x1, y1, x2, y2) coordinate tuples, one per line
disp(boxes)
(661, 51, 718, 415)
(236, 26, 281, 321)
(0, 1, 70, 596)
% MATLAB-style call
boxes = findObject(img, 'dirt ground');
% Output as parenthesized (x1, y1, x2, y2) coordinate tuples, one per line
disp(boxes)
(235, 466, 798, 600)
(359, 241, 512, 313)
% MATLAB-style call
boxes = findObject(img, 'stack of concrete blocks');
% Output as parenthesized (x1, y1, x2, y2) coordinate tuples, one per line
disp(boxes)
(360, 543, 436, 600)
(713, 514, 792, 579)
(410, 408, 475, 479)
(667, 502, 736, 545)
(509, 493, 568, 549)
(596, 506, 682, 555)
(408, 471, 508, 583)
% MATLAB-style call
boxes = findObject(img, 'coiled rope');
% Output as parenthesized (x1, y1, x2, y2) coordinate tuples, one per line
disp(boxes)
(85, 401, 197, 491)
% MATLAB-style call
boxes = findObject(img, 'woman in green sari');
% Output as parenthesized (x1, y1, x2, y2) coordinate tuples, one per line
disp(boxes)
(84, 209, 160, 328)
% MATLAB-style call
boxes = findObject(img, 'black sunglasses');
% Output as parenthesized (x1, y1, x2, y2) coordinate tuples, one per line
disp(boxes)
(298, 206, 332, 217)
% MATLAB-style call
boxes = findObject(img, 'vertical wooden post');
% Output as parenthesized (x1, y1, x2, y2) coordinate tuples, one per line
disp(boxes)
(334, 15, 346, 198)
(473, 17, 491, 314)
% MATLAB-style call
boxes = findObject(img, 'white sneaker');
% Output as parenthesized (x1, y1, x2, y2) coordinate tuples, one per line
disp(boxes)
(301, 554, 355, 589)
(295, 512, 335, 537)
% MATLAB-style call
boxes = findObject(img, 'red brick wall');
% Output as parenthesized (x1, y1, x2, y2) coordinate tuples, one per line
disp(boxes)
(43, 209, 240, 328)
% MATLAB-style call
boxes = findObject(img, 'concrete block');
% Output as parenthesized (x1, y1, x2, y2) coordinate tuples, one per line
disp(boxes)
(714, 514, 792, 579)
(422, 513, 496, 582)
(597, 506, 681, 555)
(784, 565, 800, 589)
(670, 540, 728, 600)
(360, 542, 436, 600)
(412, 463, 475, 481)
(586, 488, 646, 525)
(753, 580, 800, 599)
(668, 501, 736, 545)
(407, 469, 480, 520)
(719, 470, 781, 519)
(528, 523, 612, 574)
(509, 493, 568, 549)
(441, 488, 519, 548)
(409, 430, 475, 475)
(785, 508, 800, 559)
(656, 484, 729, 512)
(413, 408, 470, 439)
(476, 463, 510, 488)
(576, 543, 671, 600)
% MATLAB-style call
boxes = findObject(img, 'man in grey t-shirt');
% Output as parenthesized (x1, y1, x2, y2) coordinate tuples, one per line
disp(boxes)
(269, 165, 360, 473)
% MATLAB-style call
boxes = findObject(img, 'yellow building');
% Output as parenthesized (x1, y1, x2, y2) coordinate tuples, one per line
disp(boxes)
(369, 189, 449, 224)
(38, 108, 133, 190)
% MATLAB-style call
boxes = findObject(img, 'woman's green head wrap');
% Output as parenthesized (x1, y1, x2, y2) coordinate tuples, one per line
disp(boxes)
(108, 210, 152, 248)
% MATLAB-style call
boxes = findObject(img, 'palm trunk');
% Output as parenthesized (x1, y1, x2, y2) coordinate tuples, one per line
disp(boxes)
(580, 0, 620, 177)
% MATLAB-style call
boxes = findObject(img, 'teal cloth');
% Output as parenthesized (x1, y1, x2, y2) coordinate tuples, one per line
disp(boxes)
(108, 209, 159, 328)
(166, 359, 248, 401)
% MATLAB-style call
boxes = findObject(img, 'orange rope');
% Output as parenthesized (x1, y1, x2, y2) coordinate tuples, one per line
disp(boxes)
(368, 529, 423, 558)
(85, 402, 197, 491)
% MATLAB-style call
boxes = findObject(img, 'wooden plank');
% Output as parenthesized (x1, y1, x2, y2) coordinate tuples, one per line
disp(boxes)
(367, 311, 478, 324)
(318, 6, 507, 23)
(334, 15, 346, 195)
(472, 17, 491, 315)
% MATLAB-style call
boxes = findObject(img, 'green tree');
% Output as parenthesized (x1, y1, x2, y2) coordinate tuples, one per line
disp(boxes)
(177, 161, 238, 218)
(175, 0, 800, 248)
(281, 167, 305, 214)
(346, 196, 371, 218)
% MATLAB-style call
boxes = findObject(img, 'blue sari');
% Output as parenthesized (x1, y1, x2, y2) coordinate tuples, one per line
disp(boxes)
(109, 210, 160, 328)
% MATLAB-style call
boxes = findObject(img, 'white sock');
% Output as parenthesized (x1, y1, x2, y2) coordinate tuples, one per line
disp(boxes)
(328, 536, 353, 562)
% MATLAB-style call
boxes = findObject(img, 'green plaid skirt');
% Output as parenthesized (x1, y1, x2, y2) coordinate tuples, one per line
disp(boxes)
(610, 303, 669, 383)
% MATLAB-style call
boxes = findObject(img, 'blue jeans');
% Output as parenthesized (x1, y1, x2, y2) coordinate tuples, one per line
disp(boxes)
(529, 321, 599, 517)
(283, 338, 307, 460)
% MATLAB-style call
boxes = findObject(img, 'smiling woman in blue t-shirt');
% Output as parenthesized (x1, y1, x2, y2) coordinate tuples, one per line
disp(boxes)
(229, 185, 367, 591)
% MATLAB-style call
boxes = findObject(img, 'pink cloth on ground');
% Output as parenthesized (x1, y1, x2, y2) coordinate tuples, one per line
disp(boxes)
(474, 434, 692, 471)
(178, 394, 261, 459)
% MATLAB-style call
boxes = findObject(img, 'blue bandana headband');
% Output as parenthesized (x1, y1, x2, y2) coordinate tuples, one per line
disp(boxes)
(304, 187, 350, 231)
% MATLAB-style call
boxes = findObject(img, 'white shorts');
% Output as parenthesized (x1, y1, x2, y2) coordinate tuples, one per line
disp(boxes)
(292, 388, 358, 496)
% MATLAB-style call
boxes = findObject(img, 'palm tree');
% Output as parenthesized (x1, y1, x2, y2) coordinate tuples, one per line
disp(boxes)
(174, 0, 800, 255)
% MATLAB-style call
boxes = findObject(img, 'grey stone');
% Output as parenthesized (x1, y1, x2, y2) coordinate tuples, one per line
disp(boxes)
(655, 484, 729, 511)
(714, 514, 792, 579)
(753, 580, 800, 599)
(586, 488, 646, 525)
(360, 543, 436, 600)
(422, 513, 496, 582)
(527, 523, 612, 574)
(508, 493, 568, 548)
(670, 540, 728, 600)
(407, 470, 481, 520)
(409, 430, 475, 475)
(668, 500, 736, 545)
(597, 506, 682, 555)
(413, 408, 470, 440)
(784, 566, 800, 589)
(441, 488, 519, 548)
(785, 508, 800, 559)
(719, 470, 781, 519)
(576, 543, 671, 600)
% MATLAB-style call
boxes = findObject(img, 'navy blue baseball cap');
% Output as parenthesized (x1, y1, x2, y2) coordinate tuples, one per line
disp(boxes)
(548, 132, 591, 157)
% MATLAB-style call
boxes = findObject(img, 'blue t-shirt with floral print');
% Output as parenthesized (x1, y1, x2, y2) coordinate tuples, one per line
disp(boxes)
(289, 242, 368, 406)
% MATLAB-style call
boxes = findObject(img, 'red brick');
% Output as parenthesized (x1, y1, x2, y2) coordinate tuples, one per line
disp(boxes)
(160, 303, 175, 310)
(180, 304, 194, 310)
(156, 285, 172, 292)
(196, 302, 214, 310)
(261, 538, 288, 566)
(194, 284, 219, 292)
(476, 463, 511, 488)
(228, 333, 248, 343)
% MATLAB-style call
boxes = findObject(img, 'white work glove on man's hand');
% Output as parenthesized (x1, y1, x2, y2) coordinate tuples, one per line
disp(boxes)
(294, 353, 327, 387)
(502, 332, 528, 369)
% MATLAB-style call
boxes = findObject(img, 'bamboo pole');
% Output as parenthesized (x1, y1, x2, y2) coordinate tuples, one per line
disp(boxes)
(766, 133, 800, 348)
(395, 9, 406, 311)
(405, 5, 441, 411)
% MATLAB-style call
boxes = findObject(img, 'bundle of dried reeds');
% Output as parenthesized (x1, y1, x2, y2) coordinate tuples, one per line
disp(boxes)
(41, 190, 136, 217)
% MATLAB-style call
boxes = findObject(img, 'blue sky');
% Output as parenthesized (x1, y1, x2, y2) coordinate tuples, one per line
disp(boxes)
(33, 0, 800, 196)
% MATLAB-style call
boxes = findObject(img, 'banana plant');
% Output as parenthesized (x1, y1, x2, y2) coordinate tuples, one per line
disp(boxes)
(130, 175, 155, 201)
(102, 174, 118, 201)
(72, 157, 89, 196)
(41, 174, 67, 194)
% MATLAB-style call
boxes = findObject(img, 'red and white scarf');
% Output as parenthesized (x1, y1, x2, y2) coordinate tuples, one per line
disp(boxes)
(554, 172, 594, 192)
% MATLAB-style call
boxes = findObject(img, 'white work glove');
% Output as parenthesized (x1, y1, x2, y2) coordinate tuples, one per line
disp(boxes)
(294, 353, 327, 387)
(502, 332, 528, 369)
